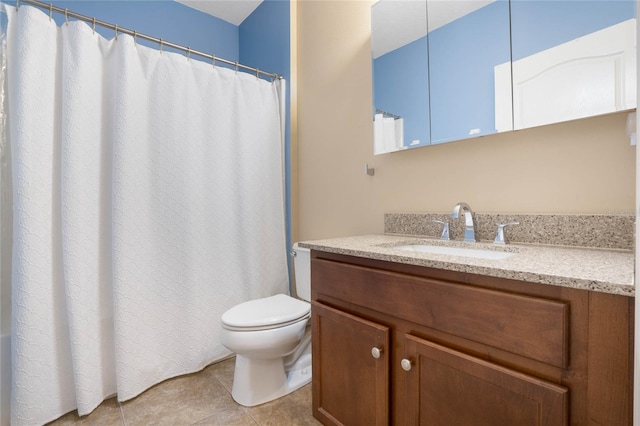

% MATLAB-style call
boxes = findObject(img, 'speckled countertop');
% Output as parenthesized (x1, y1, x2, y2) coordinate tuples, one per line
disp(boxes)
(298, 234, 635, 297)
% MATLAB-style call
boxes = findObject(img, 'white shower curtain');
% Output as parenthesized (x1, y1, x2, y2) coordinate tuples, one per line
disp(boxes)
(5, 5, 288, 425)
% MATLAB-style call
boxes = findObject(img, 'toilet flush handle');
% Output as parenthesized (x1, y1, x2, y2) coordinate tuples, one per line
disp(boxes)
(371, 347, 383, 359)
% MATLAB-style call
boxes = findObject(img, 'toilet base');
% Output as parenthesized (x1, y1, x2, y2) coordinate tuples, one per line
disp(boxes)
(231, 338, 312, 407)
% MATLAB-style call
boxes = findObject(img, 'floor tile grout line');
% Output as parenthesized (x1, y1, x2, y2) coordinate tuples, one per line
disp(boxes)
(117, 399, 127, 426)
(219, 374, 256, 424)
(187, 373, 250, 425)
(217, 371, 261, 426)
(245, 409, 262, 426)
(47, 357, 318, 425)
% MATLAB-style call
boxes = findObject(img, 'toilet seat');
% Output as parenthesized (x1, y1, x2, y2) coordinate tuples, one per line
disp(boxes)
(221, 294, 311, 332)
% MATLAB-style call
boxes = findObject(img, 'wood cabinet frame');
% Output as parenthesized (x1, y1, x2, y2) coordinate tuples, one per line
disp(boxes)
(310, 250, 634, 425)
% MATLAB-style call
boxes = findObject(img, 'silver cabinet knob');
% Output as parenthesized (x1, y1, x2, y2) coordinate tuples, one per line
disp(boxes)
(371, 347, 382, 359)
(401, 358, 412, 371)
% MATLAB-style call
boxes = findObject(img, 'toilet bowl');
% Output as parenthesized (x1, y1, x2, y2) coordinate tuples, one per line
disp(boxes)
(220, 243, 312, 407)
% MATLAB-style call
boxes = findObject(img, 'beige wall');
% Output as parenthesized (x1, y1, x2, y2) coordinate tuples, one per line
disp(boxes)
(294, 0, 636, 242)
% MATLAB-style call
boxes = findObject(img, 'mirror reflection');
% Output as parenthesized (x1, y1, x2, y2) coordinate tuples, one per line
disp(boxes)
(508, 0, 636, 130)
(371, 0, 637, 155)
(371, 0, 429, 154)
(428, 0, 511, 144)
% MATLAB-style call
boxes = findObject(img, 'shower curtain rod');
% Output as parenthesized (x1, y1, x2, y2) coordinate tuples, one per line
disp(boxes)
(375, 108, 401, 120)
(15, 0, 282, 80)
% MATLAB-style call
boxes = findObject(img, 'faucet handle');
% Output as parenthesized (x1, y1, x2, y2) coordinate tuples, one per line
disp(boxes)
(494, 222, 519, 245)
(432, 219, 450, 240)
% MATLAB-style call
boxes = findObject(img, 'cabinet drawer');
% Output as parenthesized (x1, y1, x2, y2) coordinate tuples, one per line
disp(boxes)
(313, 258, 569, 368)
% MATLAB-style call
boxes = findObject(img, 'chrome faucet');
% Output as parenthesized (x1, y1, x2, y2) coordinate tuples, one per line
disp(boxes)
(432, 219, 450, 240)
(494, 222, 519, 245)
(451, 202, 477, 243)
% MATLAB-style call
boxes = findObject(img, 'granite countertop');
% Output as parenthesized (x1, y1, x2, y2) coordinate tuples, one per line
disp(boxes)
(298, 234, 635, 297)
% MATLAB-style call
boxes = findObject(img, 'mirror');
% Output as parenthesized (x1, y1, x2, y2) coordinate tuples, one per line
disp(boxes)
(371, 0, 429, 154)
(371, 0, 637, 154)
(507, 0, 636, 130)
(371, 0, 511, 153)
(427, 0, 512, 144)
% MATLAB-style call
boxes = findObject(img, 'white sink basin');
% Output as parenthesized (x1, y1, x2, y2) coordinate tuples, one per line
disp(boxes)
(394, 244, 514, 260)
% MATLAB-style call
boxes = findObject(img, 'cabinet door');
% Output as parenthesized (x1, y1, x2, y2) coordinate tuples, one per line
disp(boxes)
(509, 0, 636, 130)
(312, 302, 390, 426)
(403, 334, 568, 426)
(371, 0, 430, 153)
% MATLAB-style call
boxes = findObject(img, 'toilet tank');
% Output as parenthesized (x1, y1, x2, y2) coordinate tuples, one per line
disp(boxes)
(292, 243, 311, 302)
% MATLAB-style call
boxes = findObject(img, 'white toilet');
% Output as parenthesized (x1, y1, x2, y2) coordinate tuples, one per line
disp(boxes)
(220, 243, 312, 406)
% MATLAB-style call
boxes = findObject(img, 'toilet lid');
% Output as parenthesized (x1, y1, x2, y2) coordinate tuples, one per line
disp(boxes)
(221, 294, 311, 329)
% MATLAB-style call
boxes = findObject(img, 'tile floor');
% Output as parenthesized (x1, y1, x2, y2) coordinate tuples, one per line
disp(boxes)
(48, 357, 321, 426)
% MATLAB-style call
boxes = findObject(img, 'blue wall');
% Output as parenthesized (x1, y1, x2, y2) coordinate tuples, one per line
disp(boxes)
(428, 0, 511, 144)
(373, 36, 430, 148)
(511, 0, 636, 61)
(240, 0, 289, 81)
(39, 1, 238, 61)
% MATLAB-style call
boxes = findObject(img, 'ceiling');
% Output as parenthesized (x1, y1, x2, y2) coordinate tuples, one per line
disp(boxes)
(176, 0, 495, 58)
(176, 0, 263, 26)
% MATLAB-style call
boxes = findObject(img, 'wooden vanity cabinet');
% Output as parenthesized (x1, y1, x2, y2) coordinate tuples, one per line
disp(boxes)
(312, 302, 390, 425)
(403, 335, 568, 425)
(310, 250, 633, 425)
